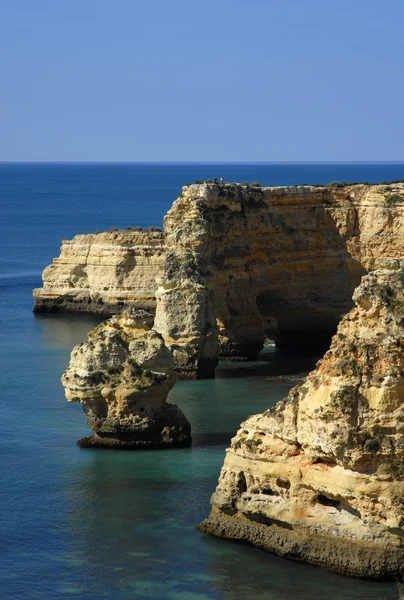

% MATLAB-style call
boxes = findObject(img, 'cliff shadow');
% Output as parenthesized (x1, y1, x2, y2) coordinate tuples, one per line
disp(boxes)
(253, 202, 367, 350)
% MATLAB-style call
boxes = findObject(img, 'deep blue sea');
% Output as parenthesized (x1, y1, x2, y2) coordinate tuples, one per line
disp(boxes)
(1, 163, 403, 600)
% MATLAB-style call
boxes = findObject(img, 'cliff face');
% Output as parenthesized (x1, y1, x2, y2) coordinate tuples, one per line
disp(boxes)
(154, 271, 219, 379)
(164, 182, 404, 358)
(34, 183, 404, 375)
(200, 266, 404, 579)
(34, 229, 165, 316)
(61, 309, 191, 448)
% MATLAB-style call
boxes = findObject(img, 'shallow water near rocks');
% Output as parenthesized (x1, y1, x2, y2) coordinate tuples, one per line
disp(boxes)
(1, 164, 402, 600)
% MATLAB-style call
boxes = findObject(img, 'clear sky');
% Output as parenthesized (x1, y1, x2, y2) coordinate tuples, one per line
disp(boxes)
(1, 0, 403, 162)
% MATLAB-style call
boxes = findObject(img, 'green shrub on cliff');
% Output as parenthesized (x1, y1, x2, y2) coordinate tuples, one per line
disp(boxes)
(165, 250, 201, 282)
(363, 436, 381, 454)
(330, 385, 358, 410)
(384, 193, 403, 206)
(327, 181, 345, 188)
(327, 181, 370, 187)
(375, 282, 404, 316)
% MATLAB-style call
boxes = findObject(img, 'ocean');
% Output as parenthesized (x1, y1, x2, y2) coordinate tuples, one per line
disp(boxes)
(1, 163, 402, 600)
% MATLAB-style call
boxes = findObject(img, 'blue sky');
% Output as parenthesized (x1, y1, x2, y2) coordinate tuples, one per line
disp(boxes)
(1, 0, 403, 162)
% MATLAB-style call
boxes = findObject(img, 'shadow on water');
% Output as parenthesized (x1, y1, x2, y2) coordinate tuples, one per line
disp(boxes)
(34, 312, 104, 350)
(192, 432, 236, 446)
(216, 344, 321, 379)
(58, 439, 399, 600)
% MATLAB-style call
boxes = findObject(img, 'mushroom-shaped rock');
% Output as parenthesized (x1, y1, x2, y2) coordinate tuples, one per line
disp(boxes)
(200, 266, 404, 579)
(62, 309, 191, 448)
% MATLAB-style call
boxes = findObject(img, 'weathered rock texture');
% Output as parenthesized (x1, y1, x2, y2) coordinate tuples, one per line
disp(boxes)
(34, 229, 165, 316)
(62, 309, 191, 448)
(35, 183, 404, 376)
(153, 250, 219, 379)
(164, 182, 404, 360)
(200, 266, 404, 579)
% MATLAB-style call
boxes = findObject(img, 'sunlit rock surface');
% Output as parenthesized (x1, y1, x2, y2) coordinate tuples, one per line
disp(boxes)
(200, 266, 404, 579)
(35, 183, 404, 368)
(61, 309, 191, 448)
(34, 229, 165, 316)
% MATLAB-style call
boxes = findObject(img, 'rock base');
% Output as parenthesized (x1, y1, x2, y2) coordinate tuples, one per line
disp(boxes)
(33, 295, 156, 319)
(219, 339, 263, 362)
(199, 511, 404, 580)
(78, 430, 192, 449)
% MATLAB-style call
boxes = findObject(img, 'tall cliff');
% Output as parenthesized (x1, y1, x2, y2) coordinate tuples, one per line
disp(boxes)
(163, 182, 404, 356)
(200, 266, 404, 579)
(34, 182, 404, 376)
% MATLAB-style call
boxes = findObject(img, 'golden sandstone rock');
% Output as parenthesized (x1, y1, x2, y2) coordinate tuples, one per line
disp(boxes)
(35, 182, 404, 375)
(33, 229, 165, 316)
(61, 309, 191, 448)
(200, 266, 404, 579)
(50, 182, 404, 576)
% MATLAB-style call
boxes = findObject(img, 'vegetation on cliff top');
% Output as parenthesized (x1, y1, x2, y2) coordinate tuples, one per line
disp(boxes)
(184, 179, 404, 188)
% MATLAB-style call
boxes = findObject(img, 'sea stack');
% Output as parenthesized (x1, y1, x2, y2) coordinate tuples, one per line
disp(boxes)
(61, 309, 191, 448)
(200, 266, 404, 579)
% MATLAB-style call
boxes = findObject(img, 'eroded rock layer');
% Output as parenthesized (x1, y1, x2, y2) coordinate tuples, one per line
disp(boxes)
(164, 182, 404, 358)
(200, 267, 404, 579)
(62, 309, 191, 448)
(34, 183, 404, 365)
(34, 229, 165, 316)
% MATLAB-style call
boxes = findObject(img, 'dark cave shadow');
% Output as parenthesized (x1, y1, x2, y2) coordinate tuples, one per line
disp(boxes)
(192, 432, 235, 447)
(254, 199, 367, 348)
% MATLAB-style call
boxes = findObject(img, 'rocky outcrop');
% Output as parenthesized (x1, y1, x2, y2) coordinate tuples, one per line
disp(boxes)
(164, 182, 404, 358)
(61, 309, 191, 448)
(34, 229, 165, 316)
(35, 183, 404, 374)
(200, 266, 404, 579)
(153, 250, 219, 379)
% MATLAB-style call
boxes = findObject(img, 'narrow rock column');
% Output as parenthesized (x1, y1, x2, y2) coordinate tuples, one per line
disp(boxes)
(154, 262, 219, 379)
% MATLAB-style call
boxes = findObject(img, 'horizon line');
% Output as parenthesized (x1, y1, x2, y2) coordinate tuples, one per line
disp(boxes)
(1, 160, 404, 166)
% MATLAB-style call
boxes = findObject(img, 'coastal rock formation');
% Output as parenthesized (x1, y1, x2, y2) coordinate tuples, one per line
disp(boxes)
(35, 183, 404, 368)
(164, 182, 404, 358)
(34, 229, 165, 316)
(61, 309, 191, 448)
(153, 249, 219, 379)
(200, 266, 404, 579)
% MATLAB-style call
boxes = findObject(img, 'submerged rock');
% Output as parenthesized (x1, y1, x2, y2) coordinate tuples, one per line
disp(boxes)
(61, 309, 191, 448)
(200, 267, 404, 579)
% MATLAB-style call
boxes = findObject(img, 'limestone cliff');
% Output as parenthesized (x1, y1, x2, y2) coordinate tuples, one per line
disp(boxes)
(34, 183, 404, 358)
(163, 182, 404, 359)
(34, 183, 404, 369)
(200, 266, 404, 579)
(61, 309, 191, 448)
(34, 229, 165, 316)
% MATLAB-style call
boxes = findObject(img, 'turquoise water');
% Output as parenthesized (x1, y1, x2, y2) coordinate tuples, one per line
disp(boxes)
(1, 164, 402, 599)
